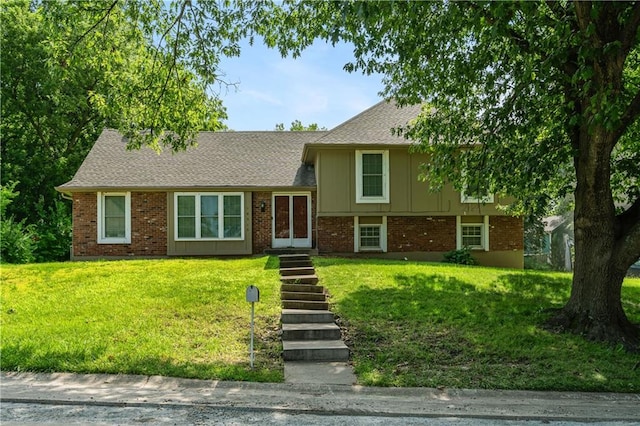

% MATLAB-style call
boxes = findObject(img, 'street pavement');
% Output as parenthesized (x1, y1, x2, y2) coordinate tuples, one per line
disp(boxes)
(1, 372, 639, 424)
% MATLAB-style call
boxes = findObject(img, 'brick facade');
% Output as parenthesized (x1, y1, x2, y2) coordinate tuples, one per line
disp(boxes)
(72, 191, 522, 259)
(252, 192, 272, 254)
(318, 215, 523, 255)
(317, 216, 354, 252)
(387, 216, 457, 252)
(489, 215, 524, 251)
(72, 192, 167, 257)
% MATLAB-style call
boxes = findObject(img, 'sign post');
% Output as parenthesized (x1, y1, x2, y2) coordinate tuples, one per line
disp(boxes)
(245, 285, 260, 369)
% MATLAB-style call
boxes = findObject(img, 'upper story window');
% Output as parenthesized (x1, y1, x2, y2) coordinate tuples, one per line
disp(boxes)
(460, 173, 494, 204)
(355, 150, 389, 203)
(175, 193, 244, 241)
(97, 192, 131, 244)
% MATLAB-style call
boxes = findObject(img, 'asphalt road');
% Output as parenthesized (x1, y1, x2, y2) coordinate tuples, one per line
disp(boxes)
(2, 401, 636, 425)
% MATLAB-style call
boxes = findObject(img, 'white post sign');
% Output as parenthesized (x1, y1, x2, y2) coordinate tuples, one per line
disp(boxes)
(246, 285, 260, 368)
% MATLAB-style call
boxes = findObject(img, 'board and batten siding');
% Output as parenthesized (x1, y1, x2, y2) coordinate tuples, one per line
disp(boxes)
(315, 148, 513, 216)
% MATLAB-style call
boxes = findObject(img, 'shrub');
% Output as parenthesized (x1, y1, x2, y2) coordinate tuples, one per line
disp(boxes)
(443, 248, 477, 265)
(0, 216, 36, 263)
(33, 199, 72, 262)
(1, 183, 36, 263)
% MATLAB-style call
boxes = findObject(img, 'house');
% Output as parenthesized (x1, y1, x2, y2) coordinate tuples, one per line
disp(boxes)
(56, 100, 524, 268)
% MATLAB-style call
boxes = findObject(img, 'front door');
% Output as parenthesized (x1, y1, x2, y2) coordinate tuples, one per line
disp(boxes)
(272, 193, 311, 248)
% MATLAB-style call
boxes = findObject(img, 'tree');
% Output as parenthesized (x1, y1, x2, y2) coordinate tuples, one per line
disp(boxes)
(1, 0, 234, 259)
(246, 1, 640, 350)
(275, 120, 326, 131)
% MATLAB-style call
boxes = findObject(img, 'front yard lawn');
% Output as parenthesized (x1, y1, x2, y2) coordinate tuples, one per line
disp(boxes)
(2, 256, 639, 392)
(314, 257, 640, 392)
(1, 257, 283, 382)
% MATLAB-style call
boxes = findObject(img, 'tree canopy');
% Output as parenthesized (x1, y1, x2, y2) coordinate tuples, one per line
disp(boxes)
(1, 0, 233, 259)
(274, 120, 326, 131)
(2, 0, 639, 349)
(248, 0, 640, 349)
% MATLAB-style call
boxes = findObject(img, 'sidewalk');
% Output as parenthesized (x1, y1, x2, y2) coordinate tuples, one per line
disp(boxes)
(1, 372, 639, 422)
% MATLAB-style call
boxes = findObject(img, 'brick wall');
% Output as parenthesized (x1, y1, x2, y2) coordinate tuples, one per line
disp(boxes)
(387, 216, 457, 252)
(490, 216, 524, 251)
(252, 192, 272, 254)
(317, 216, 354, 252)
(72, 192, 167, 257)
(318, 215, 522, 254)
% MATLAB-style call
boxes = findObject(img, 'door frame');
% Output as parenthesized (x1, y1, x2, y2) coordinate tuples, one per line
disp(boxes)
(272, 192, 312, 248)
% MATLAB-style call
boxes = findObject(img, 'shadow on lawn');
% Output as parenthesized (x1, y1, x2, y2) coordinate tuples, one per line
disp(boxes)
(1, 342, 282, 382)
(336, 272, 572, 326)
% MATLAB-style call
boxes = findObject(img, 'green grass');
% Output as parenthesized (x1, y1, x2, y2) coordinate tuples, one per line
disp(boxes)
(1, 257, 283, 382)
(3, 256, 640, 392)
(314, 257, 640, 392)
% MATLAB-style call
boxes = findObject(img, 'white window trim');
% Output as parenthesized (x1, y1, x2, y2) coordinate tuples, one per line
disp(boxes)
(355, 150, 390, 204)
(460, 170, 494, 204)
(354, 216, 387, 252)
(456, 215, 490, 251)
(174, 192, 244, 241)
(460, 191, 495, 204)
(97, 192, 131, 244)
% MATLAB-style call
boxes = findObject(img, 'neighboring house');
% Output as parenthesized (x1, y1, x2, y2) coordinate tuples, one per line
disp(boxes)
(56, 100, 524, 268)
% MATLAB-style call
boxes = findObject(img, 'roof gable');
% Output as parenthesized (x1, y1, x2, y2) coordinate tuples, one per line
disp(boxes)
(301, 100, 422, 161)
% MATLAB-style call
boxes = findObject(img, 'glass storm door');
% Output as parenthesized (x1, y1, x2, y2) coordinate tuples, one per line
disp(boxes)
(272, 194, 311, 248)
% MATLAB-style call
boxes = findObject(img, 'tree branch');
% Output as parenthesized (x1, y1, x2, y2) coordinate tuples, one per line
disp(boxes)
(614, 196, 640, 269)
(620, 1, 640, 55)
(69, 0, 119, 55)
(613, 89, 640, 142)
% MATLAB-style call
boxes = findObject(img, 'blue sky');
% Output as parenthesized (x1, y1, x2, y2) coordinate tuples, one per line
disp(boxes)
(215, 40, 385, 131)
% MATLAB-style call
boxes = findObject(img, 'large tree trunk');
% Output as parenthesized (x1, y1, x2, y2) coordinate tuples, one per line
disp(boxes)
(547, 125, 640, 352)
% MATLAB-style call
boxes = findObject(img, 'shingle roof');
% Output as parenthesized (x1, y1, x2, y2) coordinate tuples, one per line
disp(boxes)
(312, 99, 422, 145)
(57, 99, 423, 191)
(57, 129, 325, 191)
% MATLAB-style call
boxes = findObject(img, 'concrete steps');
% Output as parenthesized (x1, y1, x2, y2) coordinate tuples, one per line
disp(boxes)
(281, 323, 342, 340)
(280, 274, 319, 285)
(282, 299, 329, 310)
(282, 340, 350, 362)
(281, 291, 327, 301)
(279, 254, 349, 362)
(280, 266, 316, 276)
(281, 309, 336, 324)
(281, 283, 325, 293)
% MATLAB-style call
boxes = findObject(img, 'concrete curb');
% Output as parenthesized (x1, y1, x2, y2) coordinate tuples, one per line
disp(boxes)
(2, 372, 639, 422)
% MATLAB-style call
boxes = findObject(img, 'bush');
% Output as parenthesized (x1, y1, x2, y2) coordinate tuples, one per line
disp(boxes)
(33, 199, 72, 262)
(1, 183, 72, 263)
(0, 216, 36, 263)
(1, 182, 36, 263)
(443, 248, 477, 265)
(1, 182, 37, 263)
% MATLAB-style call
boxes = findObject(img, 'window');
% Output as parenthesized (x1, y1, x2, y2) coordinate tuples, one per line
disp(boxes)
(355, 150, 389, 203)
(354, 216, 387, 252)
(360, 226, 381, 248)
(97, 192, 131, 244)
(175, 193, 243, 240)
(460, 173, 494, 203)
(456, 216, 489, 251)
(461, 224, 483, 248)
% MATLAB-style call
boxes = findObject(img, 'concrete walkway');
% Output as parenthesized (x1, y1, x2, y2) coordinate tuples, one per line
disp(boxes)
(284, 361, 356, 385)
(2, 372, 639, 422)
